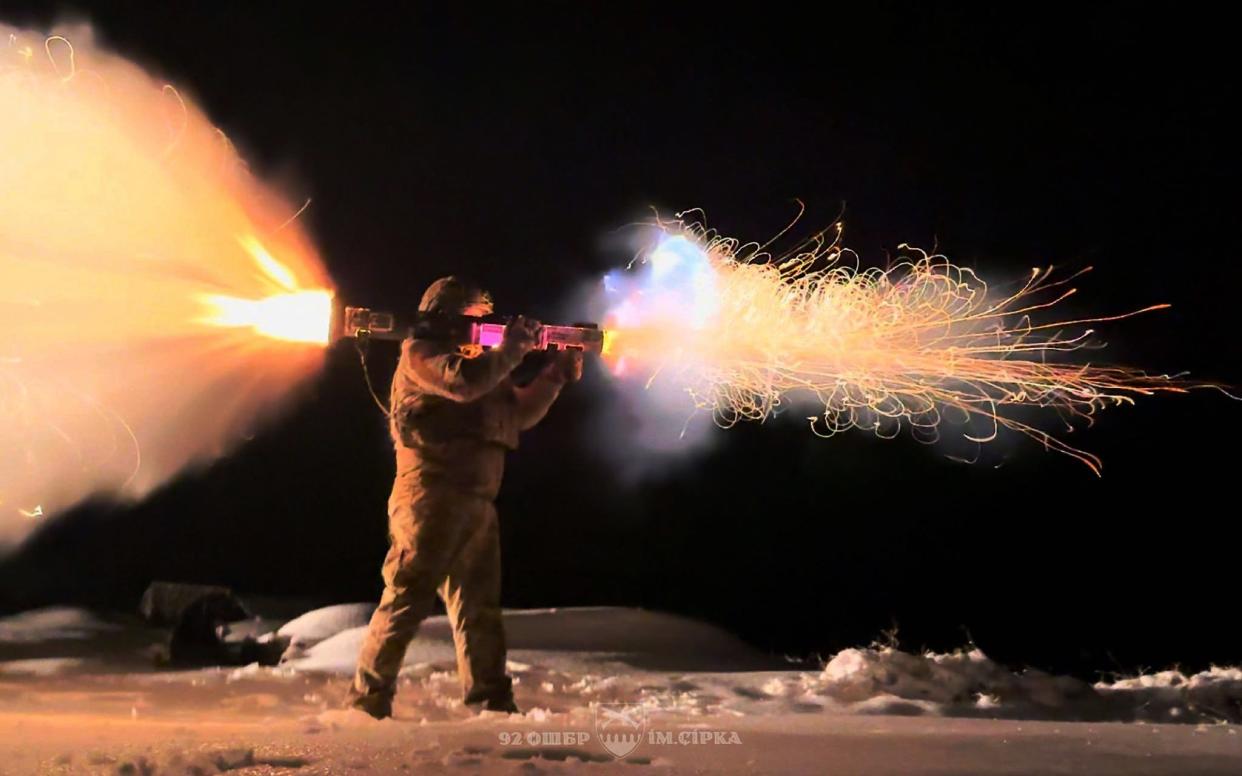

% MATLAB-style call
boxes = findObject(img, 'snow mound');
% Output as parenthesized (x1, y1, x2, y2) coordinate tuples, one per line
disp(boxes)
(286, 625, 377, 674)
(497, 608, 767, 662)
(0, 607, 120, 643)
(0, 657, 87, 676)
(1098, 667, 1242, 723)
(276, 603, 374, 646)
(818, 647, 1096, 717)
(282, 605, 780, 675)
(4, 602, 1238, 726)
(803, 646, 1242, 723)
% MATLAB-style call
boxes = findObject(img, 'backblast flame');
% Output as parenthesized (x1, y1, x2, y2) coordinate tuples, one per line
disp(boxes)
(198, 237, 333, 344)
(0, 23, 333, 543)
(199, 288, 334, 345)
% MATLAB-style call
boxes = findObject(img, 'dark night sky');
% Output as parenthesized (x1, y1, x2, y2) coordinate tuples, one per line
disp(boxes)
(1, 3, 1238, 677)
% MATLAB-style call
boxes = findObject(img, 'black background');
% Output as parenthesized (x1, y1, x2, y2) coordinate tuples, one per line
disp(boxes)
(1, 2, 1238, 677)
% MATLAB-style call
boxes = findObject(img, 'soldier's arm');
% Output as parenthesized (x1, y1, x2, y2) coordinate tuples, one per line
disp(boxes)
(397, 315, 542, 403)
(398, 338, 524, 403)
(513, 351, 582, 430)
(513, 372, 565, 431)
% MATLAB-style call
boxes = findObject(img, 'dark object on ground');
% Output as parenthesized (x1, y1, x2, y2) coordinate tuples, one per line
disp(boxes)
(139, 582, 250, 627)
(213, 748, 255, 771)
(139, 581, 285, 667)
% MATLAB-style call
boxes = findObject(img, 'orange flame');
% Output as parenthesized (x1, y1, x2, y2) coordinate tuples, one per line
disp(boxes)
(1, 22, 336, 539)
(198, 236, 334, 345)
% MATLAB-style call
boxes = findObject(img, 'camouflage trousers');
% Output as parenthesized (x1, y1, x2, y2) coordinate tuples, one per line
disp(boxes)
(349, 487, 511, 710)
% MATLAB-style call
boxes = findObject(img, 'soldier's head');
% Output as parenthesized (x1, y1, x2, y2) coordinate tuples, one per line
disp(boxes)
(419, 276, 493, 317)
(419, 276, 493, 358)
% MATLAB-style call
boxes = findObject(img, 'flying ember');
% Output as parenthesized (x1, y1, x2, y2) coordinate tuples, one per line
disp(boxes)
(596, 213, 1225, 474)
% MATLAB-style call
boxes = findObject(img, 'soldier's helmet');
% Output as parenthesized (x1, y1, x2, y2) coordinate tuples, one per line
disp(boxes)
(419, 276, 493, 315)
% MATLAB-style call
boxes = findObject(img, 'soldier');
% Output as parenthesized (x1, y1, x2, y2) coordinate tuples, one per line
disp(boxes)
(348, 277, 582, 717)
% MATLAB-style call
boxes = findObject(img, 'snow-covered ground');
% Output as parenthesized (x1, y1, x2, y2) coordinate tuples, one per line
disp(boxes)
(1, 604, 1239, 774)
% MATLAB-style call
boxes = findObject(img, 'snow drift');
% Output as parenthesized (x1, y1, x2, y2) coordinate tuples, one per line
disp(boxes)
(2, 604, 1240, 724)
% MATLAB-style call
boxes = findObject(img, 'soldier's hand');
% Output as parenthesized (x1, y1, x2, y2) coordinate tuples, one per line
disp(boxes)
(553, 350, 584, 383)
(501, 315, 542, 357)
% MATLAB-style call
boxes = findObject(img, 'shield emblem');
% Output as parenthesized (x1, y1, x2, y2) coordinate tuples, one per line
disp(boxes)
(595, 702, 646, 759)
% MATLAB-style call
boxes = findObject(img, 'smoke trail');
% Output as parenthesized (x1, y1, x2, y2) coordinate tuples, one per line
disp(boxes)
(0, 24, 331, 545)
(593, 212, 1225, 474)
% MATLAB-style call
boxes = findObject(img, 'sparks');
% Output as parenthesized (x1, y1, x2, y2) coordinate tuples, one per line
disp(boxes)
(599, 215, 1222, 474)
